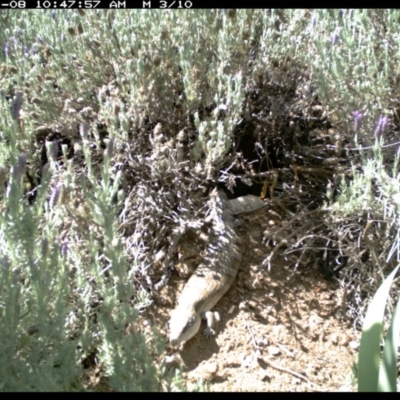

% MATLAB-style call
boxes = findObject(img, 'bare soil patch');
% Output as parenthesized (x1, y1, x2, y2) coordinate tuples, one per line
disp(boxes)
(141, 208, 359, 391)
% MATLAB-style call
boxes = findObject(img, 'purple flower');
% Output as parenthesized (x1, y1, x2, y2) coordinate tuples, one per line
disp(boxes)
(331, 28, 340, 45)
(5, 37, 20, 57)
(51, 10, 57, 20)
(49, 184, 62, 209)
(311, 14, 317, 28)
(351, 111, 363, 132)
(60, 241, 70, 256)
(37, 35, 44, 44)
(4, 41, 9, 57)
(374, 115, 388, 138)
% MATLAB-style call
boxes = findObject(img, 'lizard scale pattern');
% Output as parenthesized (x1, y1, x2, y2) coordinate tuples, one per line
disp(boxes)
(169, 188, 265, 347)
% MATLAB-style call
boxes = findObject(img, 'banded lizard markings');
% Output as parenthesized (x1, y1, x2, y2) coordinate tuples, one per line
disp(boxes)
(169, 188, 266, 347)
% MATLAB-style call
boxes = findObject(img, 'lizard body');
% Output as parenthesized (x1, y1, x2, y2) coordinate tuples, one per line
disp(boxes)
(169, 189, 265, 347)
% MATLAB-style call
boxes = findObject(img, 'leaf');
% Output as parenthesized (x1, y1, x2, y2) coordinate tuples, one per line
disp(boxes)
(358, 264, 400, 392)
(378, 296, 400, 391)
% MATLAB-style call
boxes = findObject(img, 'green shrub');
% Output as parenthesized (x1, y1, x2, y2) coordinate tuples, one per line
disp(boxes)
(1, 9, 400, 392)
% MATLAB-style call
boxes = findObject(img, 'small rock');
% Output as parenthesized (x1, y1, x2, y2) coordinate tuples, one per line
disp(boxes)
(260, 371, 271, 382)
(239, 301, 249, 311)
(348, 341, 359, 350)
(268, 346, 281, 356)
(258, 338, 269, 347)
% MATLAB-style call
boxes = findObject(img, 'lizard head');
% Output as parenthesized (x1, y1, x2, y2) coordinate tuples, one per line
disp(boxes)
(169, 308, 201, 347)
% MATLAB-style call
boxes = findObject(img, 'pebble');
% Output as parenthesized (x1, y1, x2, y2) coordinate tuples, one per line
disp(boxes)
(268, 346, 281, 356)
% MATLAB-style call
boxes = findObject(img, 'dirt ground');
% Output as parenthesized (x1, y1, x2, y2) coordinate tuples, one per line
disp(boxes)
(140, 206, 360, 392)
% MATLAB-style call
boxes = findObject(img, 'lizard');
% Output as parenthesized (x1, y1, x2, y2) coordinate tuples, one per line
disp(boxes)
(169, 188, 266, 348)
